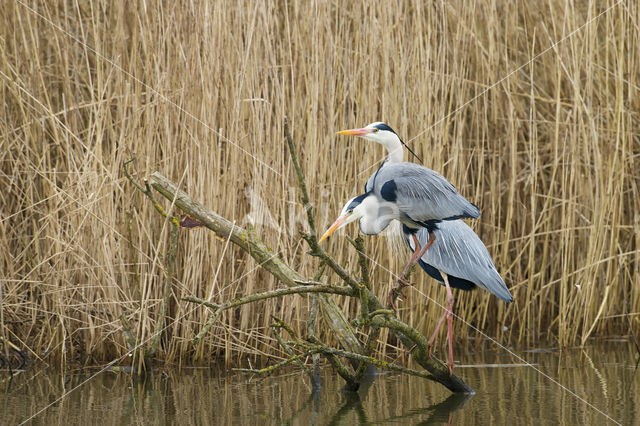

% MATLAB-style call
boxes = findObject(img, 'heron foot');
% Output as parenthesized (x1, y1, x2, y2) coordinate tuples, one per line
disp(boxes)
(387, 289, 402, 311)
(388, 276, 415, 310)
(397, 277, 413, 288)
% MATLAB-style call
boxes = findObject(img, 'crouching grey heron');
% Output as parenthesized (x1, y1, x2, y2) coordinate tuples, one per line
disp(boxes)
(320, 193, 513, 373)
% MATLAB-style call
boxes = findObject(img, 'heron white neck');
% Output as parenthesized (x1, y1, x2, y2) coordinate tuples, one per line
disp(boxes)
(379, 137, 404, 163)
(358, 196, 398, 235)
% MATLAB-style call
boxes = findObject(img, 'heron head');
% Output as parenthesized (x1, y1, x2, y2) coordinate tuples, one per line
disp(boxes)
(318, 194, 368, 242)
(337, 122, 398, 144)
(337, 122, 422, 163)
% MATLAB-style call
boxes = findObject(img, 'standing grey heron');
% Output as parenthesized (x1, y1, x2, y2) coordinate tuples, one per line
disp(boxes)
(336, 122, 422, 169)
(321, 122, 512, 373)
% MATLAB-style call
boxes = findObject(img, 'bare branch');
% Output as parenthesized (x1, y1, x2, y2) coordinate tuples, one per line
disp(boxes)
(183, 284, 353, 312)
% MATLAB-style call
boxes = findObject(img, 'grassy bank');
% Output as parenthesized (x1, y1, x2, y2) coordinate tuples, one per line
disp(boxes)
(1, 0, 638, 366)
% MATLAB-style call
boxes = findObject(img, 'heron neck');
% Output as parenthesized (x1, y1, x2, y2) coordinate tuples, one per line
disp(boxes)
(380, 138, 404, 163)
(358, 196, 397, 235)
(359, 215, 392, 235)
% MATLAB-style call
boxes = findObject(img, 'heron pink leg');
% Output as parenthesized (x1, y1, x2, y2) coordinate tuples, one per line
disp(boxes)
(427, 273, 455, 375)
(403, 232, 436, 277)
(389, 232, 436, 309)
(399, 233, 427, 278)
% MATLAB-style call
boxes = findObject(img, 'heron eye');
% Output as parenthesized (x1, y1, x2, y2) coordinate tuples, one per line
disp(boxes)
(347, 209, 353, 214)
(372, 128, 379, 133)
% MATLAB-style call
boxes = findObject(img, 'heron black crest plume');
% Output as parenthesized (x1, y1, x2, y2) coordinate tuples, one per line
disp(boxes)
(400, 139, 422, 164)
(372, 123, 423, 164)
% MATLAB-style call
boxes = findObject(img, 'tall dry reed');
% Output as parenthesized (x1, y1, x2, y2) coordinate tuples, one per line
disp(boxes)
(0, 0, 638, 366)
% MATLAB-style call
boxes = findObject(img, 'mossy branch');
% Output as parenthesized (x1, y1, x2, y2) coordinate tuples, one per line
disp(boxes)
(238, 343, 438, 383)
(348, 236, 371, 291)
(284, 118, 316, 236)
(283, 120, 361, 291)
(234, 350, 317, 374)
(183, 284, 354, 312)
(270, 317, 311, 375)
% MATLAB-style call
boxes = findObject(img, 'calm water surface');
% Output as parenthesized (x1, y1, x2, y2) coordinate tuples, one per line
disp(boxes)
(3, 341, 638, 425)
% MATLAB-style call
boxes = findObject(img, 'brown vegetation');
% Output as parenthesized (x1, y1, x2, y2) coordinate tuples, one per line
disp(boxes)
(0, 1, 638, 366)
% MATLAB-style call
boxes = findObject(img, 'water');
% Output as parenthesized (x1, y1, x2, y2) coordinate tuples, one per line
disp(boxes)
(3, 341, 638, 425)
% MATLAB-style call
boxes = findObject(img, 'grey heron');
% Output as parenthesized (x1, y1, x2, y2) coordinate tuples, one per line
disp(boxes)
(336, 122, 422, 168)
(321, 122, 512, 373)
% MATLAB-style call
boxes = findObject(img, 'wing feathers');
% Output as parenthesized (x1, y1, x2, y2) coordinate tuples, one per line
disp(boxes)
(406, 222, 513, 302)
(371, 163, 480, 223)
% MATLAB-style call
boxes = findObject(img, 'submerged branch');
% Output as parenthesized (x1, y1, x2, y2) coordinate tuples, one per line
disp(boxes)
(238, 342, 438, 384)
(314, 346, 438, 382)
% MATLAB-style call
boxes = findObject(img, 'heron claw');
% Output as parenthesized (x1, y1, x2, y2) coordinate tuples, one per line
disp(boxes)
(388, 276, 415, 310)
(397, 277, 412, 288)
(387, 290, 399, 311)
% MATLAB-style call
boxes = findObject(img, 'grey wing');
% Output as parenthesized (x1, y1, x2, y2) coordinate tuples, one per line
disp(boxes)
(373, 163, 480, 223)
(407, 221, 513, 302)
(365, 173, 375, 193)
(365, 162, 386, 193)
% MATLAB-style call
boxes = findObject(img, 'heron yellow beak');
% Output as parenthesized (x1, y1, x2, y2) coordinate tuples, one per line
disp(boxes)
(318, 214, 350, 242)
(336, 127, 372, 136)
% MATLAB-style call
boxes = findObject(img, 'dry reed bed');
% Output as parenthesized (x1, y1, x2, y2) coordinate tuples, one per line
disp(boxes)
(0, 1, 638, 366)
